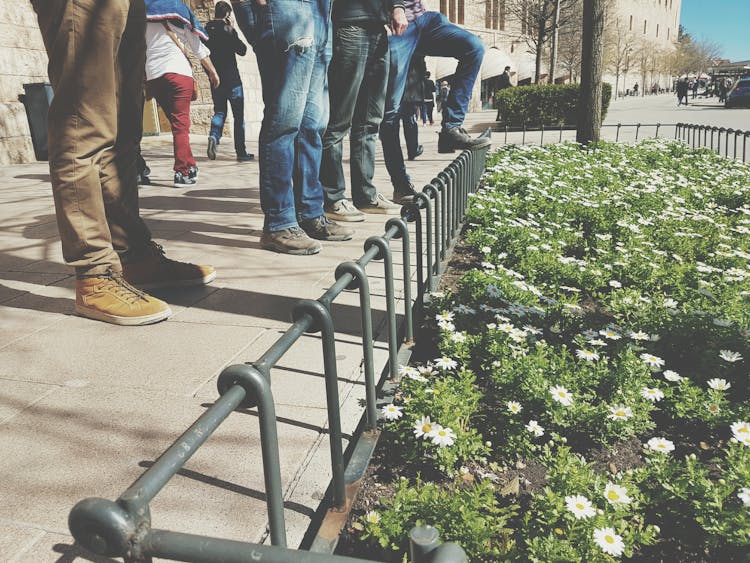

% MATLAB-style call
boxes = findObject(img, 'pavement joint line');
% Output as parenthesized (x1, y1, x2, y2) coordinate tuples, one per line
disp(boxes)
(7, 529, 48, 563)
(0, 314, 68, 353)
(0, 385, 58, 426)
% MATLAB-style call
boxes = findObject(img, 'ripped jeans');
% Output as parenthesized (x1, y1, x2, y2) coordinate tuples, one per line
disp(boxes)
(234, 0, 331, 231)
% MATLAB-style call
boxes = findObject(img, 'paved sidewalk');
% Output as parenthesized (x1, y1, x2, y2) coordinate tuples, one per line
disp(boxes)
(0, 113, 494, 561)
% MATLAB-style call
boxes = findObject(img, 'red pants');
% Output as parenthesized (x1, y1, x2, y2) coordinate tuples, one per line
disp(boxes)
(147, 73, 195, 174)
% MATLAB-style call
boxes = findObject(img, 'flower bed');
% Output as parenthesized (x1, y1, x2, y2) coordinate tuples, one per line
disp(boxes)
(339, 140, 750, 562)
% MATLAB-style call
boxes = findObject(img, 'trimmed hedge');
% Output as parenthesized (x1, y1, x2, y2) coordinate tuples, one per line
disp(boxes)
(494, 83, 612, 126)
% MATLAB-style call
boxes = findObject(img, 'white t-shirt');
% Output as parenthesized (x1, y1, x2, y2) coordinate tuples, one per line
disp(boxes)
(145, 21, 210, 81)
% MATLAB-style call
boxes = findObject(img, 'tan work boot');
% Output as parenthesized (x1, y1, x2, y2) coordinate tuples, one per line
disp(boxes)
(75, 269, 172, 326)
(122, 241, 216, 290)
(260, 226, 322, 255)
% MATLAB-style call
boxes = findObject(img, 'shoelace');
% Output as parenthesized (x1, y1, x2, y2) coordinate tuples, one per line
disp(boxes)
(339, 200, 358, 212)
(287, 226, 307, 237)
(83, 269, 149, 304)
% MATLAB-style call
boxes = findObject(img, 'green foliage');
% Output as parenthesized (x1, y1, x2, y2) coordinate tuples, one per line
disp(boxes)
(494, 83, 613, 126)
(361, 476, 517, 561)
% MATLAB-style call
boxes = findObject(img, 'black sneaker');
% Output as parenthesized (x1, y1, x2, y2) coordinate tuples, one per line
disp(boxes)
(237, 153, 254, 162)
(392, 182, 419, 205)
(207, 137, 217, 160)
(438, 127, 491, 153)
(174, 171, 197, 188)
(299, 215, 354, 241)
(188, 166, 199, 179)
(407, 145, 424, 160)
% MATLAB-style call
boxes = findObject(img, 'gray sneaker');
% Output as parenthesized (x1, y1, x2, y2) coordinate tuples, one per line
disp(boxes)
(438, 127, 491, 153)
(324, 199, 365, 222)
(357, 193, 401, 215)
(299, 215, 354, 241)
(260, 227, 322, 255)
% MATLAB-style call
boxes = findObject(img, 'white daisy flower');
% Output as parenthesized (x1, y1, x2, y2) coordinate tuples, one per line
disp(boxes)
(629, 330, 650, 341)
(640, 353, 665, 370)
(707, 378, 731, 391)
(565, 495, 596, 519)
(608, 280, 622, 288)
(640, 387, 664, 402)
(731, 421, 750, 445)
(550, 385, 574, 407)
(364, 510, 380, 524)
(719, 350, 743, 363)
(663, 370, 683, 382)
(738, 487, 750, 507)
(381, 404, 403, 421)
(525, 420, 544, 437)
(608, 405, 633, 421)
(576, 349, 600, 362)
(428, 425, 456, 447)
(413, 415, 434, 439)
(646, 437, 675, 453)
(593, 527, 625, 557)
(433, 356, 458, 371)
(450, 332, 467, 343)
(603, 482, 632, 505)
(507, 401, 522, 414)
(599, 328, 621, 340)
(398, 365, 420, 378)
(435, 311, 455, 322)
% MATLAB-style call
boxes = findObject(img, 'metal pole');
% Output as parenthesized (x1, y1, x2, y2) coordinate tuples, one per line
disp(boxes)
(422, 185, 438, 291)
(386, 217, 414, 345)
(364, 237, 399, 381)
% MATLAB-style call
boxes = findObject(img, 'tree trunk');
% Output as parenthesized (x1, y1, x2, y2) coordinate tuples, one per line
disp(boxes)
(549, 0, 561, 83)
(576, 0, 604, 145)
(535, 19, 546, 84)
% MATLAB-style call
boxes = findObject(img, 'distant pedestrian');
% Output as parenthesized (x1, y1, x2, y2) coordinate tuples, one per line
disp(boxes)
(437, 80, 450, 112)
(719, 79, 729, 103)
(676, 79, 689, 106)
(205, 1, 254, 162)
(498, 66, 512, 90)
(692, 80, 699, 99)
(421, 71, 436, 125)
(402, 55, 425, 160)
(633, 82, 639, 96)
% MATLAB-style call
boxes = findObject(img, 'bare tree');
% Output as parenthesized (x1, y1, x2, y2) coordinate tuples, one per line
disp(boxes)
(668, 27, 722, 80)
(577, 0, 605, 145)
(557, 3, 583, 82)
(505, 0, 579, 83)
(604, 16, 637, 98)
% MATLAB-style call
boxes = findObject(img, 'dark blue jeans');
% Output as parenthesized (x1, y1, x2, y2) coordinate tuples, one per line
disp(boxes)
(380, 11, 484, 191)
(320, 25, 388, 207)
(234, 0, 331, 231)
(209, 83, 247, 156)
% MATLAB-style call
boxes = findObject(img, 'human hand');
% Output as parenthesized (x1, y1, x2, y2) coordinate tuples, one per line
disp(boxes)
(390, 7, 407, 35)
(208, 69, 220, 89)
(256, 0, 267, 6)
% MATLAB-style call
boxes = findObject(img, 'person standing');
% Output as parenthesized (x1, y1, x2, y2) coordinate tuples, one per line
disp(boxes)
(498, 65, 512, 90)
(205, 1, 254, 162)
(676, 78, 689, 106)
(402, 54, 425, 160)
(145, 0, 220, 187)
(421, 70, 436, 125)
(233, 0, 354, 254)
(318, 0, 407, 223)
(30, 0, 216, 325)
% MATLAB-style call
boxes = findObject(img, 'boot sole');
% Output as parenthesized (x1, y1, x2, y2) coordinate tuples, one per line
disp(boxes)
(75, 304, 172, 326)
(207, 137, 217, 160)
(261, 241, 322, 255)
(357, 206, 402, 215)
(128, 270, 217, 290)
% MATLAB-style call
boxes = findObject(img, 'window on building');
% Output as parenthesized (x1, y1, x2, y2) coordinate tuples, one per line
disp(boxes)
(440, 0, 448, 16)
(643, 19, 647, 34)
(499, 0, 506, 30)
(629, 15, 633, 31)
(457, 0, 464, 24)
(667, 27, 670, 40)
(656, 23, 659, 37)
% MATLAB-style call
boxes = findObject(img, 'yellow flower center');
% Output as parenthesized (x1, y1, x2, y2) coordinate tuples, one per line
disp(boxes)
(607, 490, 619, 500)
(605, 535, 615, 544)
(616, 410, 625, 416)
(422, 424, 432, 433)
(738, 427, 749, 434)
(438, 430, 446, 437)
(576, 503, 584, 510)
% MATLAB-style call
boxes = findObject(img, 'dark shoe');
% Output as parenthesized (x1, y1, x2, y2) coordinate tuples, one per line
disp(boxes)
(137, 172, 151, 186)
(123, 241, 216, 289)
(324, 199, 365, 222)
(237, 153, 254, 162)
(392, 182, 419, 205)
(438, 127, 491, 153)
(299, 215, 354, 241)
(357, 193, 401, 215)
(188, 165, 199, 179)
(408, 145, 424, 160)
(260, 227, 322, 255)
(174, 171, 197, 187)
(207, 137, 217, 160)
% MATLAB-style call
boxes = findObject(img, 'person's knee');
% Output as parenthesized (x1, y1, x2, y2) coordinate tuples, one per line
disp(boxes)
(465, 36, 484, 61)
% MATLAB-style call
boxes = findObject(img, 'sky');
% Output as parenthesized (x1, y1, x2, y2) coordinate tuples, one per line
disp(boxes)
(680, 0, 750, 62)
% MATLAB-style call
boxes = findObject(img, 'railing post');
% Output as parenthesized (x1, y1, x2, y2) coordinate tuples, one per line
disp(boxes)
(616, 122, 621, 142)
(386, 216, 414, 346)
(364, 236, 399, 382)
(540, 123, 544, 146)
(408, 196, 428, 307)
(744, 132, 749, 162)
(421, 185, 438, 291)
(435, 173, 449, 262)
(522, 121, 526, 145)
(334, 262, 377, 431)
(635, 123, 641, 141)
(292, 300, 346, 509)
(654, 123, 660, 139)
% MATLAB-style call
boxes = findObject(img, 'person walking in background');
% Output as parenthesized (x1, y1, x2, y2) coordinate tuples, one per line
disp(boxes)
(498, 65, 512, 90)
(319, 0, 407, 224)
(205, 1, 254, 162)
(633, 82, 639, 96)
(421, 70, 435, 125)
(145, 0, 220, 188)
(402, 54, 425, 160)
(233, 0, 354, 255)
(436, 80, 450, 113)
(692, 79, 699, 99)
(676, 78, 689, 106)
(30, 0, 216, 326)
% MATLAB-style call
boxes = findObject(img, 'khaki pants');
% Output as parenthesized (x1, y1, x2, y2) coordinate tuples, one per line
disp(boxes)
(32, 0, 152, 276)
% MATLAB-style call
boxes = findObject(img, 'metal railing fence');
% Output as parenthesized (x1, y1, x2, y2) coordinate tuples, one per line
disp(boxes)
(675, 122, 750, 162)
(67, 132, 491, 563)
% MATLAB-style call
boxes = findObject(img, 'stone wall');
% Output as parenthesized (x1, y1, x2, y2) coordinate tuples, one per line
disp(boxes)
(0, 3, 49, 165)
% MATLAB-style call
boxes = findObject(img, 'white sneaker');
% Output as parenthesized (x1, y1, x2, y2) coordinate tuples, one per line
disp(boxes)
(324, 199, 365, 222)
(357, 192, 401, 215)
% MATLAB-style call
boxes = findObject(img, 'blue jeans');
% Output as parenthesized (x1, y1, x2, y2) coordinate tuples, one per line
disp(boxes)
(209, 83, 247, 156)
(234, 0, 331, 231)
(380, 12, 484, 191)
(320, 25, 388, 207)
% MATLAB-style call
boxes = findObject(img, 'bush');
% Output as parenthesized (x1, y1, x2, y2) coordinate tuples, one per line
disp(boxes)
(494, 83, 612, 126)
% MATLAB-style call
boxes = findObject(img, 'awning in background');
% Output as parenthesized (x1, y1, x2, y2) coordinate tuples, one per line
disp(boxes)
(426, 56, 458, 80)
(481, 47, 510, 80)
